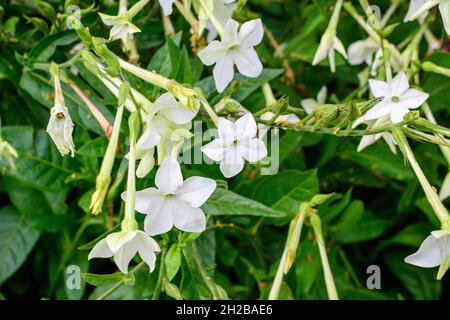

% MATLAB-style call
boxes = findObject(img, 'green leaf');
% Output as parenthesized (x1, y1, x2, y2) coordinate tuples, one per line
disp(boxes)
(295, 236, 321, 296)
(203, 188, 287, 218)
(0, 206, 40, 284)
(165, 244, 182, 281)
(82, 272, 129, 287)
(333, 216, 391, 243)
(4, 16, 19, 35)
(163, 279, 183, 300)
(27, 30, 78, 63)
(77, 137, 109, 157)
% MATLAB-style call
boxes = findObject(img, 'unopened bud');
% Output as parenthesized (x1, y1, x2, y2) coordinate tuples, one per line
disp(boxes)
(422, 61, 450, 78)
(309, 193, 335, 207)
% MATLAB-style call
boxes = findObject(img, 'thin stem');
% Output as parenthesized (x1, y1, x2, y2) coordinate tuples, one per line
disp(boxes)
(329, 0, 344, 29)
(124, 114, 137, 221)
(199, 98, 219, 126)
(392, 128, 450, 230)
(152, 243, 167, 300)
(69, 82, 113, 138)
(422, 103, 450, 165)
(161, 10, 175, 36)
(96, 262, 146, 300)
(198, 0, 224, 37)
(175, 0, 199, 33)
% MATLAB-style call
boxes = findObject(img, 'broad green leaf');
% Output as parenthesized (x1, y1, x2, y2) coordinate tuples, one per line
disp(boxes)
(165, 244, 182, 281)
(0, 206, 40, 284)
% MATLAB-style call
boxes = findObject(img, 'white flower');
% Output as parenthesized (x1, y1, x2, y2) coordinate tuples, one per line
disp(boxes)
(99, 12, 140, 50)
(159, 0, 175, 16)
(405, 230, 450, 279)
(353, 117, 397, 154)
(347, 38, 378, 66)
(198, 18, 264, 92)
(201, 113, 267, 178)
(404, 0, 428, 22)
(89, 229, 160, 274)
(363, 72, 429, 124)
(301, 86, 328, 114)
(47, 103, 75, 157)
(405, 0, 450, 34)
(137, 93, 198, 150)
(205, 0, 237, 42)
(122, 156, 217, 236)
(259, 112, 299, 126)
(312, 28, 347, 73)
(439, 172, 450, 201)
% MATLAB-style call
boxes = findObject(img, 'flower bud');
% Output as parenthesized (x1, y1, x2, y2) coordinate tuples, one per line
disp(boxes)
(422, 61, 450, 78)
(309, 193, 335, 207)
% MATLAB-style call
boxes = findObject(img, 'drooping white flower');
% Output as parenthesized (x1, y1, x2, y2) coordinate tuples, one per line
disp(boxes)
(404, 0, 428, 22)
(122, 156, 217, 236)
(312, 28, 347, 73)
(89, 229, 160, 274)
(198, 18, 264, 92)
(405, 230, 450, 279)
(353, 117, 397, 154)
(99, 12, 140, 50)
(47, 103, 75, 157)
(405, 0, 450, 34)
(159, 0, 175, 16)
(201, 113, 267, 178)
(137, 92, 198, 150)
(362, 72, 429, 124)
(301, 86, 328, 114)
(205, 0, 237, 42)
(347, 38, 378, 66)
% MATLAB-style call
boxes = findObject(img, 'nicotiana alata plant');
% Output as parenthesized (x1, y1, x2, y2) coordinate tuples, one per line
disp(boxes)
(2, 0, 450, 300)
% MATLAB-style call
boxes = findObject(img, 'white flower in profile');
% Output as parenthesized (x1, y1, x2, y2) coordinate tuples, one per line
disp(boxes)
(405, 230, 450, 280)
(362, 72, 429, 124)
(98, 12, 140, 50)
(353, 116, 397, 154)
(122, 156, 217, 236)
(405, 0, 450, 34)
(159, 0, 175, 16)
(205, 0, 237, 42)
(347, 38, 378, 66)
(198, 18, 264, 92)
(202, 113, 267, 178)
(312, 28, 347, 73)
(137, 93, 198, 150)
(47, 103, 76, 157)
(301, 86, 328, 114)
(88, 229, 160, 274)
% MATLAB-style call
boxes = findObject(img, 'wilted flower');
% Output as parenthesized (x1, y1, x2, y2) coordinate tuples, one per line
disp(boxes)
(362, 72, 429, 124)
(202, 113, 267, 177)
(122, 156, 217, 235)
(47, 103, 75, 157)
(89, 228, 160, 274)
(198, 18, 264, 92)
(405, 230, 450, 280)
(405, 0, 450, 34)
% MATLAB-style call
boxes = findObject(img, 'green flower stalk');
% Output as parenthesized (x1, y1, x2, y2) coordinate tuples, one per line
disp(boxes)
(310, 213, 339, 300)
(123, 111, 139, 225)
(422, 61, 450, 78)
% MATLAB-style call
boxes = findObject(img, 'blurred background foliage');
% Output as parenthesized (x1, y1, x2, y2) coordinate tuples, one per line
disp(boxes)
(0, 0, 449, 300)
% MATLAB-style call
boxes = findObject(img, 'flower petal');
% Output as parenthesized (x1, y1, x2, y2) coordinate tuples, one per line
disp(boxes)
(369, 79, 390, 98)
(390, 106, 410, 124)
(235, 113, 257, 140)
(88, 239, 113, 260)
(198, 41, 228, 66)
(439, 0, 450, 34)
(121, 187, 165, 215)
(233, 47, 263, 78)
(201, 138, 227, 161)
(439, 171, 450, 201)
(237, 138, 267, 162)
(159, 0, 175, 16)
(357, 134, 379, 152)
(399, 88, 429, 110)
(301, 99, 318, 114)
(363, 101, 393, 121)
(238, 18, 264, 47)
(155, 156, 184, 193)
(405, 234, 443, 268)
(152, 92, 178, 113)
(213, 55, 234, 92)
(106, 231, 138, 253)
(219, 147, 244, 178)
(390, 72, 409, 95)
(158, 100, 199, 124)
(175, 176, 217, 207)
(222, 19, 239, 44)
(114, 242, 138, 274)
(144, 201, 174, 236)
(218, 117, 237, 144)
(136, 231, 160, 272)
(171, 199, 207, 233)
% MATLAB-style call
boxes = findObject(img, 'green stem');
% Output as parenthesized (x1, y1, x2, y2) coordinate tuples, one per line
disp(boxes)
(152, 243, 167, 300)
(198, 0, 224, 36)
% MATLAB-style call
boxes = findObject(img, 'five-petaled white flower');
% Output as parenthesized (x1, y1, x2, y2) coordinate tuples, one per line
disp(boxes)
(363, 72, 429, 124)
(137, 93, 198, 150)
(47, 103, 76, 157)
(122, 156, 217, 236)
(202, 113, 267, 178)
(404, 0, 450, 35)
(99, 10, 140, 50)
(159, 0, 175, 16)
(198, 18, 264, 93)
(405, 229, 450, 279)
(88, 229, 160, 274)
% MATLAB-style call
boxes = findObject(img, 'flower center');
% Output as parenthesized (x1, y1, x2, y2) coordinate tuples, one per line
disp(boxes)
(391, 96, 400, 103)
